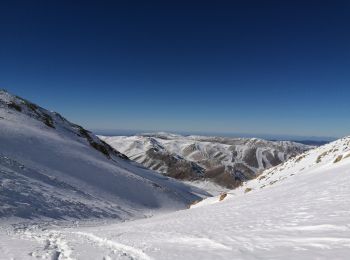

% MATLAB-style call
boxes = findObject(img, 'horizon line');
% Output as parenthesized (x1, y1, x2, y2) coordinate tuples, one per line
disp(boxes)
(91, 128, 338, 141)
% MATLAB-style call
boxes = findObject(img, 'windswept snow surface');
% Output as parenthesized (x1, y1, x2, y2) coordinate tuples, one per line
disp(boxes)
(0, 90, 207, 220)
(1, 136, 350, 259)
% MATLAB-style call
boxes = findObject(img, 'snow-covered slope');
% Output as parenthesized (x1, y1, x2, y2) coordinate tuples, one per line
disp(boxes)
(228, 135, 350, 198)
(1, 136, 349, 259)
(193, 135, 350, 207)
(0, 90, 207, 220)
(100, 133, 310, 189)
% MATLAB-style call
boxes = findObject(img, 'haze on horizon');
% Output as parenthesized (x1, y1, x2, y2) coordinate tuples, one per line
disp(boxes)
(0, 1, 349, 139)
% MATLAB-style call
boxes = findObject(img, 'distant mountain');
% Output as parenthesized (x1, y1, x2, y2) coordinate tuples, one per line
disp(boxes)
(100, 132, 311, 189)
(0, 90, 207, 219)
(291, 140, 330, 146)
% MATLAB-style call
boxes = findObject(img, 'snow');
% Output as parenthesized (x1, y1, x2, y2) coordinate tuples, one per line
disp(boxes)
(227, 136, 350, 197)
(182, 179, 230, 196)
(1, 131, 350, 259)
(0, 90, 208, 220)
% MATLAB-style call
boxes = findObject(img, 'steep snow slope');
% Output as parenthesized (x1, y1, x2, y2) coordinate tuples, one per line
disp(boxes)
(100, 133, 310, 189)
(0, 90, 207, 219)
(1, 137, 349, 259)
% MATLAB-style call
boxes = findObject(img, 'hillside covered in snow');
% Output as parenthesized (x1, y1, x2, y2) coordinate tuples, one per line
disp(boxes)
(0, 90, 207, 220)
(100, 133, 310, 189)
(1, 134, 349, 259)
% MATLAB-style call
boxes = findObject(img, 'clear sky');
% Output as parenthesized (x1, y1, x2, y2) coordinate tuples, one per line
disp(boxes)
(0, 1, 349, 139)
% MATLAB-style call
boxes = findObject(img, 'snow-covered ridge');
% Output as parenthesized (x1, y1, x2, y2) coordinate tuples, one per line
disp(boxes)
(100, 133, 311, 189)
(0, 90, 127, 161)
(195, 135, 350, 207)
(234, 135, 350, 193)
(0, 90, 208, 220)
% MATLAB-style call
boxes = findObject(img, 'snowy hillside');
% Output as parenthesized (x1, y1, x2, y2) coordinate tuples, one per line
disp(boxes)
(100, 133, 310, 189)
(193, 135, 350, 206)
(0, 90, 207, 220)
(227, 135, 350, 198)
(1, 136, 349, 259)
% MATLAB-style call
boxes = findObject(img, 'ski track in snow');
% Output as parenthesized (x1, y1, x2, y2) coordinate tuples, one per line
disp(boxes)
(10, 226, 151, 260)
(74, 231, 152, 260)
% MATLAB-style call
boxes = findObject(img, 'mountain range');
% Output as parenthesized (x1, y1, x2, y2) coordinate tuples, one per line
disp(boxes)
(100, 133, 311, 190)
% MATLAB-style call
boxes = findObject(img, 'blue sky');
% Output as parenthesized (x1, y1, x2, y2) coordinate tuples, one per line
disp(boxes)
(0, 1, 349, 139)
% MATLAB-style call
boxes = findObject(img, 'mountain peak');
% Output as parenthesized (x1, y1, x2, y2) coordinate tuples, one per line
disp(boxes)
(0, 92, 206, 219)
(0, 91, 129, 160)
